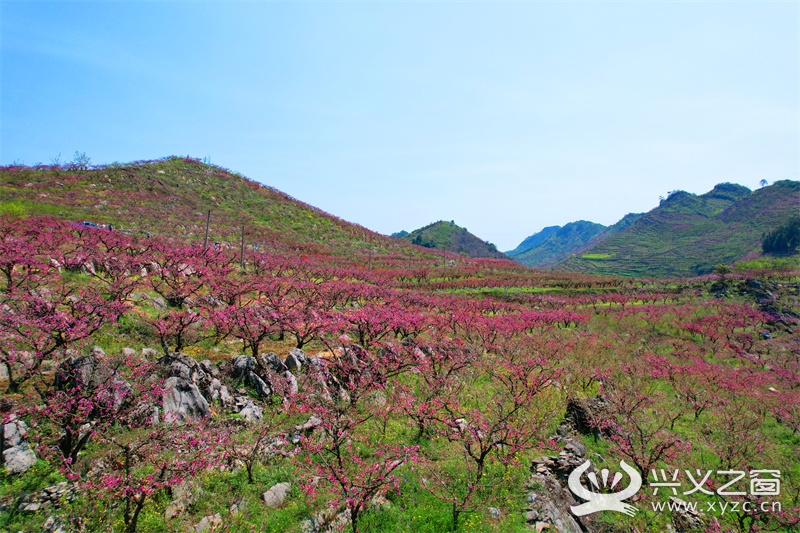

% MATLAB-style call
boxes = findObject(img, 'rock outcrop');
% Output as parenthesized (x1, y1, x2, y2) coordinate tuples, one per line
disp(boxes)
(2, 416, 37, 475)
(525, 438, 594, 533)
(162, 377, 211, 423)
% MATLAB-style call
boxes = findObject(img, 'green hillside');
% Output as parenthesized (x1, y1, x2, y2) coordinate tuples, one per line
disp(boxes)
(507, 220, 606, 267)
(0, 156, 430, 258)
(506, 225, 561, 258)
(398, 220, 507, 259)
(558, 181, 800, 277)
(507, 214, 644, 268)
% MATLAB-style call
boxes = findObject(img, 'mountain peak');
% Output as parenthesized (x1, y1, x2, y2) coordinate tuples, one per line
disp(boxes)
(397, 220, 506, 259)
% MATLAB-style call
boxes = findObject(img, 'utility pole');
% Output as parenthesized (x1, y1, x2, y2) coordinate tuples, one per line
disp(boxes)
(240, 225, 245, 270)
(203, 210, 211, 249)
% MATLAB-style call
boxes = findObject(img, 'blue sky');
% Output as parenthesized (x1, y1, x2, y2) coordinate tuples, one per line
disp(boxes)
(2, 1, 798, 250)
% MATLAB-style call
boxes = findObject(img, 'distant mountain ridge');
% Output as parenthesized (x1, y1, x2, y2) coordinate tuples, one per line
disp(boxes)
(507, 220, 606, 267)
(557, 181, 800, 277)
(507, 214, 644, 268)
(396, 220, 507, 259)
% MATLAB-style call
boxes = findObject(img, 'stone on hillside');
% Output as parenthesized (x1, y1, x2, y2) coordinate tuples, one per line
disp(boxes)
(525, 438, 595, 533)
(43, 515, 68, 533)
(284, 348, 306, 372)
(4, 416, 27, 448)
(200, 359, 219, 378)
(91, 345, 107, 358)
(160, 353, 205, 383)
(219, 386, 235, 409)
(239, 401, 263, 423)
(261, 352, 287, 373)
(306, 355, 325, 371)
(262, 482, 291, 507)
(169, 361, 191, 381)
(121, 347, 136, 358)
(371, 495, 391, 511)
(670, 497, 705, 532)
(4, 442, 37, 475)
(194, 513, 222, 533)
(284, 371, 299, 396)
(162, 377, 211, 423)
(230, 355, 255, 378)
(3, 417, 37, 475)
(562, 397, 607, 437)
(54, 355, 98, 390)
(246, 371, 271, 397)
(296, 415, 322, 433)
(141, 347, 159, 360)
(300, 506, 351, 533)
(165, 480, 196, 519)
(55, 355, 131, 411)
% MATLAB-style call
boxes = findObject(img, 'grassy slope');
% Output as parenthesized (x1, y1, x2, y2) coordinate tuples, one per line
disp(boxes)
(0, 157, 437, 259)
(399, 220, 507, 259)
(558, 181, 800, 277)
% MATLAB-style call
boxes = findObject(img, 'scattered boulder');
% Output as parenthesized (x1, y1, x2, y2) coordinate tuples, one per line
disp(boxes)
(42, 515, 69, 533)
(371, 495, 391, 512)
(261, 352, 287, 373)
(230, 356, 256, 379)
(165, 481, 196, 520)
(162, 377, 211, 423)
(525, 438, 596, 533)
(284, 371, 299, 396)
(159, 353, 205, 384)
(121, 347, 136, 359)
(194, 513, 222, 533)
(284, 348, 306, 372)
(229, 500, 243, 516)
(562, 397, 608, 437)
(200, 359, 219, 378)
(239, 401, 263, 423)
(262, 482, 291, 507)
(16, 482, 75, 512)
(53, 355, 98, 390)
(218, 386, 235, 409)
(90, 345, 107, 358)
(296, 415, 322, 433)
(2, 417, 37, 475)
(54, 355, 132, 413)
(300, 506, 351, 533)
(670, 497, 706, 532)
(246, 371, 271, 398)
(141, 347, 159, 360)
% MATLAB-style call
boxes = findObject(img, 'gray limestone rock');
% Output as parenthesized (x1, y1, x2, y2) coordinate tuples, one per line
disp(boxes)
(162, 377, 211, 423)
(262, 482, 291, 507)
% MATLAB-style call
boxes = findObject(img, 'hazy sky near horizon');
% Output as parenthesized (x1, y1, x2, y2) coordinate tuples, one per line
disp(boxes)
(3, 1, 798, 250)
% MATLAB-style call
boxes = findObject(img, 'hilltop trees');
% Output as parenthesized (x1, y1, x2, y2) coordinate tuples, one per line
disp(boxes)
(762, 216, 800, 254)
